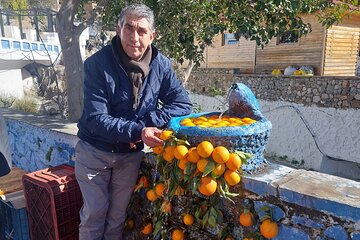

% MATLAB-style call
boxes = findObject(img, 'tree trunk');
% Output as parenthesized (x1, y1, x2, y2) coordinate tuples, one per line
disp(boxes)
(59, 35, 83, 121)
(183, 60, 195, 86)
(56, 0, 84, 121)
(56, 0, 108, 121)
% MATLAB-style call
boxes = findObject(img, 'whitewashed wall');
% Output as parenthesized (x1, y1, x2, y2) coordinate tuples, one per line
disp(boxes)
(0, 69, 24, 98)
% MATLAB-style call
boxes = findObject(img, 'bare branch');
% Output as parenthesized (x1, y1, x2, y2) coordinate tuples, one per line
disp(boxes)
(74, 0, 109, 36)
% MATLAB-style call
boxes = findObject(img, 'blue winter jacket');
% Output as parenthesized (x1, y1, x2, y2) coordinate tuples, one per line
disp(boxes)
(77, 37, 192, 153)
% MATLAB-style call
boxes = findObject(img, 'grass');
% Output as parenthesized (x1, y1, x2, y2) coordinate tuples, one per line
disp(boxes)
(10, 97, 38, 113)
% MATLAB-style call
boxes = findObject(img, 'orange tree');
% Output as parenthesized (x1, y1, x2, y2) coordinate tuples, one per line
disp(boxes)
(146, 130, 252, 239)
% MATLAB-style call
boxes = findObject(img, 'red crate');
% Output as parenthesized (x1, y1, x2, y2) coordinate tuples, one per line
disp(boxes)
(22, 165, 83, 240)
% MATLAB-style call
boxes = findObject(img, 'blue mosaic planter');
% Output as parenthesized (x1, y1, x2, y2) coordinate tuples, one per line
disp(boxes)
(168, 83, 272, 174)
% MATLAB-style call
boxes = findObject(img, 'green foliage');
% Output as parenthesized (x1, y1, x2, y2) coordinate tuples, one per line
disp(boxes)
(317, 1, 360, 27)
(99, 0, 347, 69)
(1, 0, 28, 10)
(11, 97, 38, 113)
(208, 87, 226, 97)
(27, 0, 57, 9)
(0, 95, 16, 108)
(102, 0, 126, 29)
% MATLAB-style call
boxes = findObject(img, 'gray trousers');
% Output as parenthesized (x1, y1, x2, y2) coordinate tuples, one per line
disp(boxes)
(75, 140, 143, 240)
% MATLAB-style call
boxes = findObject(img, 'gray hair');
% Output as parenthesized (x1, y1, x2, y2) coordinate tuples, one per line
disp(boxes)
(118, 4, 156, 33)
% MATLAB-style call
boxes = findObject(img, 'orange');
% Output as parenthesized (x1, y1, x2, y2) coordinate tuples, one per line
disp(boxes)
(163, 152, 174, 162)
(159, 130, 173, 140)
(234, 119, 245, 125)
(171, 228, 184, 240)
(180, 118, 192, 125)
(125, 218, 135, 229)
(174, 145, 188, 160)
(198, 176, 217, 196)
(152, 146, 164, 155)
(208, 119, 218, 125)
(193, 119, 204, 125)
(200, 205, 208, 213)
(198, 122, 212, 128)
(135, 175, 148, 189)
(163, 146, 175, 162)
(225, 236, 233, 240)
(198, 116, 208, 121)
(228, 117, 238, 122)
(226, 153, 242, 170)
(224, 170, 241, 186)
(155, 182, 165, 197)
(140, 176, 149, 188)
(239, 212, 253, 227)
(161, 200, 172, 213)
(196, 158, 209, 173)
(242, 117, 256, 124)
(183, 213, 194, 225)
(182, 121, 196, 127)
(197, 141, 214, 158)
(215, 121, 228, 127)
(212, 163, 226, 176)
(165, 145, 176, 154)
(146, 189, 158, 202)
(141, 223, 153, 235)
(212, 146, 230, 163)
(177, 158, 189, 170)
(187, 147, 200, 163)
(260, 219, 279, 239)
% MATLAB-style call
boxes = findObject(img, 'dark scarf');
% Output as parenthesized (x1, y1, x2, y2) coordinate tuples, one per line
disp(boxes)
(112, 36, 152, 109)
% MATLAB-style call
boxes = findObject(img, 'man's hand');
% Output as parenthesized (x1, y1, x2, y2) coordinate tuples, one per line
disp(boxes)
(141, 127, 163, 147)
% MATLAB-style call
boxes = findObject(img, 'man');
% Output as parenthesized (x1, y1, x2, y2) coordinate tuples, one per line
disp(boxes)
(75, 3, 192, 240)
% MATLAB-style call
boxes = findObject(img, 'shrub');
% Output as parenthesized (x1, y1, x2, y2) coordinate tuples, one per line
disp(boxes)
(11, 97, 38, 113)
(0, 94, 16, 108)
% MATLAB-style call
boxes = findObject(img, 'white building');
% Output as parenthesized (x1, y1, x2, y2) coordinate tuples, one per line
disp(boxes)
(0, 24, 89, 99)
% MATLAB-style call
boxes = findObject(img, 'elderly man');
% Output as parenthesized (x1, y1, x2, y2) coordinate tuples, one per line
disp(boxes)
(75, 3, 192, 240)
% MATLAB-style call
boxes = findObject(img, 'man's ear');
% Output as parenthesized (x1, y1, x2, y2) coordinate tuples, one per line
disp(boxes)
(116, 25, 121, 35)
(150, 31, 156, 42)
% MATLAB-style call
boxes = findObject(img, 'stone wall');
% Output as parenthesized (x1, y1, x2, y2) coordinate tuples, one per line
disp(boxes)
(1, 109, 360, 239)
(1, 108, 78, 172)
(187, 69, 360, 109)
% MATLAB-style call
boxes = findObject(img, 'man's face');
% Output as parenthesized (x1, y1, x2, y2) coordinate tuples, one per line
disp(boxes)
(117, 15, 155, 61)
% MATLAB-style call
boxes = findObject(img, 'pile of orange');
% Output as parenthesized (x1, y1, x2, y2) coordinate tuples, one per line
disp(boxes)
(180, 115, 256, 128)
(142, 129, 267, 240)
(152, 130, 245, 200)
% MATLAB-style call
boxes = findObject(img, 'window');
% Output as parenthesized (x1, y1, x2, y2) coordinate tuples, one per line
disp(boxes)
(278, 31, 299, 44)
(1, 40, 10, 49)
(54, 45, 59, 53)
(39, 44, 46, 51)
(31, 43, 38, 50)
(13, 41, 21, 49)
(223, 33, 239, 46)
(47, 45, 53, 51)
(23, 42, 31, 50)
